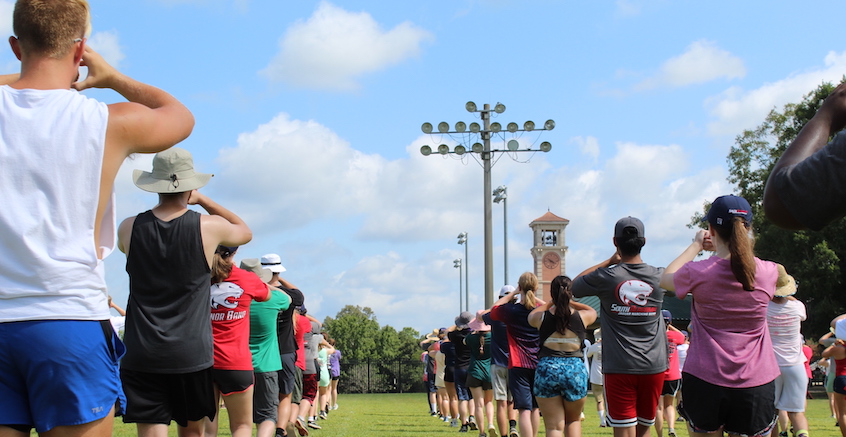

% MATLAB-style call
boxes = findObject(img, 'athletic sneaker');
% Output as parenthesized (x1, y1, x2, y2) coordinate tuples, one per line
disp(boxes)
(487, 425, 497, 437)
(509, 425, 519, 437)
(459, 424, 468, 433)
(318, 411, 327, 420)
(450, 418, 459, 427)
(293, 417, 309, 436)
(332, 404, 338, 410)
(307, 420, 321, 430)
(668, 431, 676, 437)
(468, 416, 478, 431)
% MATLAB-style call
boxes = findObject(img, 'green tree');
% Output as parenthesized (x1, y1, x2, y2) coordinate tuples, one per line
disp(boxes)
(726, 79, 846, 337)
(323, 305, 380, 362)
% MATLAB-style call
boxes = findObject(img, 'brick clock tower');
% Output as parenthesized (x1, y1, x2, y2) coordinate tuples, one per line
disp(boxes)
(530, 211, 569, 300)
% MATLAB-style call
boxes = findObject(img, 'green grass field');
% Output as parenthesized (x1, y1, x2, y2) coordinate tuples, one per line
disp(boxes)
(108, 393, 845, 437)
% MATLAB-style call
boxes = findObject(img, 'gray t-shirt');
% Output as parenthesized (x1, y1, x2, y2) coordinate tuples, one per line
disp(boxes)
(304, 322, 322, 374)
(773, 130, 846, 231)
(572, 262, 668, 375)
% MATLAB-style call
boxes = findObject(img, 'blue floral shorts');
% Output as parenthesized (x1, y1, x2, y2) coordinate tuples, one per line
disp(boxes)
(533, 356, 588, 402)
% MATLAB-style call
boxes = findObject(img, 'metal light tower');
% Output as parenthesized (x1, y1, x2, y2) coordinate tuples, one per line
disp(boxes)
(421, 103, 554, 308)
(454, 258, 463, 312)
(457, 232, 469, 311)
(493, 185, 509, 286)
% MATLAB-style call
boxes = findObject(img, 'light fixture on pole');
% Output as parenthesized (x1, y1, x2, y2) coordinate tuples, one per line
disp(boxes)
(420, 103, 555, 308)
(454, 258, 463, 312)
(457, 232, 469, 312)
(492, 185, 509, 286)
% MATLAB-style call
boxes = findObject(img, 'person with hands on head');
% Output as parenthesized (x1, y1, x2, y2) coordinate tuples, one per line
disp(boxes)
(660, 195, 779, 437)
(823, 315, 846, 437)
(571, 216, 668, 437)
(118, 148, 252, 437)
(528, 275, 597, 437)
(764, 81, 846, 231)
(490, 272, 546, 437)
(0, 1, 194, 436)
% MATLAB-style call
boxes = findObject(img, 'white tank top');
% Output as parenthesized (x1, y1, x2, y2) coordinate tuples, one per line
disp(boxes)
(0, 86, 113, 322)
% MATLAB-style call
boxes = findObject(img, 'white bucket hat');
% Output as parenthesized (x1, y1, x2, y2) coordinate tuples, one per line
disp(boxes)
(260, 253, 286, 273)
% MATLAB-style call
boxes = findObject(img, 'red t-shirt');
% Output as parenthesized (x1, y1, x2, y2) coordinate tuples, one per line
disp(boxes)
(294, 313, 311, 371)
(665, 330, 685, 381)
(803, 345, 813, 378)
(210, 266, 270, 370)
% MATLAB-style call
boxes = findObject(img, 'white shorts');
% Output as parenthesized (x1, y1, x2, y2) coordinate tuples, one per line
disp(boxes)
(774, 363, 808, 412)
(492, 364, 512, 402)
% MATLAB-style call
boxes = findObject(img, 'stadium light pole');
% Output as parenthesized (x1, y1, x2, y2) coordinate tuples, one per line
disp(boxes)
(457, 232, 469, 311)
(493, 185, 508, 286)
(454, 258, 463, 312)
(420, 103, 554, 308)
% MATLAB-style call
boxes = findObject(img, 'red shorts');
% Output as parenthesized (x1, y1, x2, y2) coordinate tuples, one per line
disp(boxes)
(604, 372, 665, 428)
(302, 373, 319, 403)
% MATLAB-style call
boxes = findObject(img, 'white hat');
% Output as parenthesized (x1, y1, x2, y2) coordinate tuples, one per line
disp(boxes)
(260, 253, 286, 273)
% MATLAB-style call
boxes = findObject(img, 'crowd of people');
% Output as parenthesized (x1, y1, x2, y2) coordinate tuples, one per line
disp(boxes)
(0, 2, 342, 437)
(421, 196, 827, 437)
(11, 1, 846, 437)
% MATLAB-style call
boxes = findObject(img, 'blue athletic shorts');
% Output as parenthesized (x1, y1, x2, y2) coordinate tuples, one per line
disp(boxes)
(533, 356, 588, 402)
(0, 320, 125, 433)
(453, 366, 471, 401)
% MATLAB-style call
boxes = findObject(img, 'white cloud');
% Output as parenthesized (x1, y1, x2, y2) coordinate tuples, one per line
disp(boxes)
(706, 50, 846, 136)
(261, 1, 433, 91)
(636, 40, 746, 91)
(615, 0, 642, 17)
(87, 30, 125, 69)
(570, 135, 600, 160)
(0, 0, 12, 37)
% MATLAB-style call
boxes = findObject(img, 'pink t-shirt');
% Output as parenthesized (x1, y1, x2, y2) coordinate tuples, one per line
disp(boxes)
(674, 256, 779, 388)
(210, 266, 270, 370)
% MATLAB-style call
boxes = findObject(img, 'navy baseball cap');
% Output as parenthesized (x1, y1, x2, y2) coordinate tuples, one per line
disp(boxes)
(662, 309, 672, 324)
(706, 195, 752, 227)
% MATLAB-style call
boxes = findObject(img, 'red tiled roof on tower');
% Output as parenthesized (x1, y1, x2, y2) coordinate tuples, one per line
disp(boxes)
(530, 211, 569, 224)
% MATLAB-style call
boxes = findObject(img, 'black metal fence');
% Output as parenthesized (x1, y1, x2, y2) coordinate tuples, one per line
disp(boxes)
(338, 358, 425, 393)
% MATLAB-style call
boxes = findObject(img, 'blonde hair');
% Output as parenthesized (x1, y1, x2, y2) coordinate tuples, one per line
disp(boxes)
(13, 0, 91, 58)
(518, 272, 538, 310)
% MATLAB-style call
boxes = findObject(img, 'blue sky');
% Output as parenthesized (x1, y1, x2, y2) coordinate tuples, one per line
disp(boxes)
(3, 0, 844, 334)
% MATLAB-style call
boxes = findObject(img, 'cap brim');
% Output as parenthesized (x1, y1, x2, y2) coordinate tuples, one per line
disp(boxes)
(133, 169, 213, 193)
(267, 265, 286, 273)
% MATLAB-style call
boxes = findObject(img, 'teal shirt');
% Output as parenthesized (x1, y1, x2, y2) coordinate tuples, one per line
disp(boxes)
(249, 289, 291, 372)
(466, 331, 492, 382)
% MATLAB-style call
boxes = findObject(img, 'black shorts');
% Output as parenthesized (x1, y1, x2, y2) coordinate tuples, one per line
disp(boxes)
(466, 374, 493, 390)
(662, 379, 681, 396)
(121, 367, 216, 427)
(680, 372, 776, 437)
(211, 369, 254, 395)
(444, 366, 455, 383)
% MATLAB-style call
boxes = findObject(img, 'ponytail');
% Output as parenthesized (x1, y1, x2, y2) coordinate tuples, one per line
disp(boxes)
(518, 272, 539, 310)
(713, 217, 756, 291)
(550, 275, 573, 334)
(211, 246, 236, 283)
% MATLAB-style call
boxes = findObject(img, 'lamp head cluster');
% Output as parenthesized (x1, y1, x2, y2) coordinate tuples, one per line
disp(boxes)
(457, 232, 467, 245)
(493, 185, 507, 203)
(420, 101, 554, 156)
(454, 259, 462, 268)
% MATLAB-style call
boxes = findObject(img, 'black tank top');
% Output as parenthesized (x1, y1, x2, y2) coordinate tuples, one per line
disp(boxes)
(538, 309, 586, 359)
(122, 210, 213, 373)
